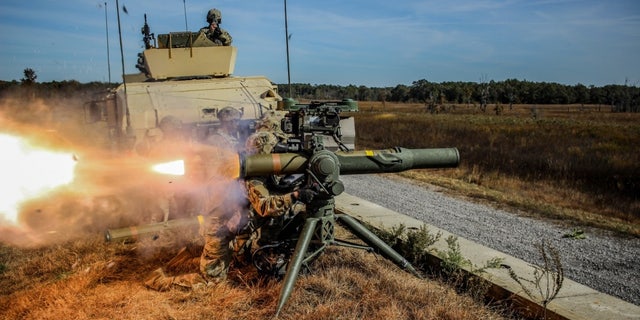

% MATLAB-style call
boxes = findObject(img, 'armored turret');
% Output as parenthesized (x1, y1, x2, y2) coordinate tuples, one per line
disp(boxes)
(86, 16, 282, 153)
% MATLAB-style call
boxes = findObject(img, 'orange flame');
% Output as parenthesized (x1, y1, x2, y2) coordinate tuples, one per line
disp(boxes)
(0, 133, 77, 225)
(151, 159, 185, 176)
(151, 147, 241, 180)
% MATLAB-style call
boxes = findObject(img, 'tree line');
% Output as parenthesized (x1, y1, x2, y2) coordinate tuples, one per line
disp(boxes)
(278, 79, 640, 112)
(1, 70, 638, 112)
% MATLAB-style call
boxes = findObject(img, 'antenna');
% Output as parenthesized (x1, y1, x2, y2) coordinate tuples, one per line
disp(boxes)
(284, 0, 292, 98)
(183, 0, 188, 31)
(115, 0, 131, 132)
(104, 2, 111, 83)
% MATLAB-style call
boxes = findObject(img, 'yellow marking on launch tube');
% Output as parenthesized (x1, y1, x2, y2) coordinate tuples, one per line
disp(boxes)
(365, 150, 374, 157)
(197, 215, 205, 226)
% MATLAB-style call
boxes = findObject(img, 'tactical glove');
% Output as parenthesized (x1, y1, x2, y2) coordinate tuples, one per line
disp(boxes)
(296, 187, 318, 204)
(213, 27, 222, 38)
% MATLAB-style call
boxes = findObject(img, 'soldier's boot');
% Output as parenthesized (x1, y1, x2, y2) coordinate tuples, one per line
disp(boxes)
(144, 268, 208, 291)
(172, 272, 208, 290)
(144, 268, 175, 291)
(201, 258, 229, 284)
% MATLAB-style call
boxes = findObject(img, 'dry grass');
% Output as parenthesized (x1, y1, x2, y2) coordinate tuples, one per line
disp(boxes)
(0, 228, 511, 320)
(0, 92, 514, 319)
(4, 95, 632, 319)
(351, 102, 640, 237)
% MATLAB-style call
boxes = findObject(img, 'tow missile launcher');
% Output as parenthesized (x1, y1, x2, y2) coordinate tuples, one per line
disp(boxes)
(240, 104, 459, 315)
(106, 104, 459, 316)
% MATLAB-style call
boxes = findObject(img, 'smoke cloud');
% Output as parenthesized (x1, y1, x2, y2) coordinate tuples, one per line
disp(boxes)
(0, 91, 244, 247)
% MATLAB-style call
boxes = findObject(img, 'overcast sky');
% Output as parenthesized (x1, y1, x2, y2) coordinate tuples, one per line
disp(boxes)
(0, 0, 638, 87)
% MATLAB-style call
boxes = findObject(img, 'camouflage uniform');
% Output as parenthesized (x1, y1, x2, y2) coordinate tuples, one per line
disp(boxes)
(244, 129, 299, 218)
(199, 8, 232, 46)
(144, 110, 308, 291)
(246, 177, 296, 218)
(195, 107, 246, 282)
(254, 110, 288, 143)
(205, 127, 238, 148)
(200, 27, 232, 46)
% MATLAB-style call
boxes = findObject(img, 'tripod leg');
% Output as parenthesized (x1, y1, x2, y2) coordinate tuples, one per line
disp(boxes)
(336, 214, 423, 279)
(275, 217, 319, 316)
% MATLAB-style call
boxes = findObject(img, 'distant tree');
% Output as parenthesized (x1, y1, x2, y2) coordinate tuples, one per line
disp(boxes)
(440, 82, 463, 104)
(21, 68, 37, 85)
(357, 85, 370, 101)
(463, 84, 473, 107)
(478, 75, 490, 112)
(377, 89, 388, 102)
(409, 79, 432, 104)
(344, 85, 358, 100)
(389, 84, 409, 102)
(272, 80, 638, 113)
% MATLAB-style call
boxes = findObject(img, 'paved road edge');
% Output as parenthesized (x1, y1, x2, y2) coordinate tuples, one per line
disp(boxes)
(335, 192, 640, 320)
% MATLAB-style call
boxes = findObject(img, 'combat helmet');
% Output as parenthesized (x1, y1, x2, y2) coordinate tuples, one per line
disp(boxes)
(207, 8, 222, 24)
(158, 115, 183, 134)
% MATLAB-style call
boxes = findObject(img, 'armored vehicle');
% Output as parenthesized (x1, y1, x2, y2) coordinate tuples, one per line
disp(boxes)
(85, 17, 357, 154)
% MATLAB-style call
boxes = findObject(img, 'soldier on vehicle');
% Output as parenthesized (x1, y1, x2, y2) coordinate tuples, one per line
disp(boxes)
(200, 8, 232, 46)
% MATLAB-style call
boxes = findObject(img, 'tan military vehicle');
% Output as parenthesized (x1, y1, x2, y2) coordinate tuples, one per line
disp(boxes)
(85, 16, 356, 153)
(85, 17, 283, 154)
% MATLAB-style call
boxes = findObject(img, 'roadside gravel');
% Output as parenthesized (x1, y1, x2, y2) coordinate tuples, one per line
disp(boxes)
(341, 174, 640, 306)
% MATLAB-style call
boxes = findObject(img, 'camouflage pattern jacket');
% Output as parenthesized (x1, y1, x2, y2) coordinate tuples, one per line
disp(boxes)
(246, 177, 295, 218)
(199, 26, 232, 46)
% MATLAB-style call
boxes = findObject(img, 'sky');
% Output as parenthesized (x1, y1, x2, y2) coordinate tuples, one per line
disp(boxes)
(0, 0, 639, 87)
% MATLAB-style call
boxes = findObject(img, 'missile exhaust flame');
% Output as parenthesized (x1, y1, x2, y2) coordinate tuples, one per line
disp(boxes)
(151, 159, 185, 176)
(0, 133, 77, 225)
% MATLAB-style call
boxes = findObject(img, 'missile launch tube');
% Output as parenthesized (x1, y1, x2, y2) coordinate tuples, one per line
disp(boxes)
(240, 152, 308, 177)
(336, 147, 460, 174)
(240, 147, 459, 178)
(105, 215, 205, 242)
